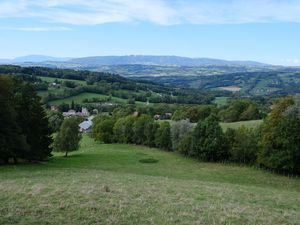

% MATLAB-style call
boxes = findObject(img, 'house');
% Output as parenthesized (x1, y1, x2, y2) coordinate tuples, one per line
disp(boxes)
(50, 105, 58, 111)
(63, 109, 76, 117)
(81, 107, 90, 117)
(154, 114, 161, 120)
(133, 111, 140, 117)
(79, 119, 93, 133)
(62, 107, 90, 117)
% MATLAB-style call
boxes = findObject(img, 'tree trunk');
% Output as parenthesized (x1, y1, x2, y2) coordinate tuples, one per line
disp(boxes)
(65, 151, 68, 157)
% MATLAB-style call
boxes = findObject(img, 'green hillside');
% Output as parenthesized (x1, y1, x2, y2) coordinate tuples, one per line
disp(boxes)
(220, 120, 263, 131)
(0, 135, 299, 225)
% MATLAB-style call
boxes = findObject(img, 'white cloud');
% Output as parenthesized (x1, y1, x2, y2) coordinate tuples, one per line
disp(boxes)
(1, 0, 300, 26)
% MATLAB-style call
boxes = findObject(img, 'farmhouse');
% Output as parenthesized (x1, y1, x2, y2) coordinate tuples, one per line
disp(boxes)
(63, 107, 90, 117)
(79, 119, 93, 133)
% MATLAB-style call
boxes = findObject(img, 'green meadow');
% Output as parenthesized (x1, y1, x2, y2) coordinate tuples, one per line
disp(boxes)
(0, 135, 299, 225)
(220, 120, 263, 131)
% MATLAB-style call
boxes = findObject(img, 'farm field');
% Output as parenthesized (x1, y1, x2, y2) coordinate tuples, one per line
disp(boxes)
(0, 135, 299, 225)
(214, 96, 229, 107)
(48, 92, 148, 106)
(48, 92, 127, 105)
(220, 119, 263, 131)
(37, 76, 86, 85)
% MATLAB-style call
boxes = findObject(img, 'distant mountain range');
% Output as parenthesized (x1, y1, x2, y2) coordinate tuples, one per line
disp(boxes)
(0, 55, 269, 67)
(0, 55, 71, 63)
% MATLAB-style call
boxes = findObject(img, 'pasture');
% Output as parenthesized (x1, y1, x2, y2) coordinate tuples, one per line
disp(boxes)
(0, 135, 299, 225)
(220, 119, 263, 131)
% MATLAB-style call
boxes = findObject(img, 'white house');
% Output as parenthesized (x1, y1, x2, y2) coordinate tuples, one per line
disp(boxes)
(79, 119, 93, 133)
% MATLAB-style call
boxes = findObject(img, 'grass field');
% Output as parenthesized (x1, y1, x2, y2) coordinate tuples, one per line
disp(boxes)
(48, 92, 127, 105)
(38, 76, 86, 85)
(214, 96, 229, 107)
(220, 120, 263, 131)
(0, 135, 299, 225)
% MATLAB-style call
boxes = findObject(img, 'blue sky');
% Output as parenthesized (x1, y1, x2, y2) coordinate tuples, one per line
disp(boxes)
(0, 0, 300, 66)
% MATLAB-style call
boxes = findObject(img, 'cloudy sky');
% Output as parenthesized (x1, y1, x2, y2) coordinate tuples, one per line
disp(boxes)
(0, 0, 300, 65)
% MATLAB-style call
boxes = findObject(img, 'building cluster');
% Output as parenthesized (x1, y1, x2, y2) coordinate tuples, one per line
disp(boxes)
(62, 107, 90, 117)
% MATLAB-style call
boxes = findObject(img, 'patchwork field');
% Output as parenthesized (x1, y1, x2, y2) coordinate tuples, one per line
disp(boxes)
(0, 135, 299, 225)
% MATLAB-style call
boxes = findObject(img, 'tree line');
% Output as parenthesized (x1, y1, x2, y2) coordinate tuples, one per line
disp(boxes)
(92, 96, 300, 174)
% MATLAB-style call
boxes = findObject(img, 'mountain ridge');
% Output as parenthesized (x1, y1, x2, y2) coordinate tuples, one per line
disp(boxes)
(0, 54, 269, 67)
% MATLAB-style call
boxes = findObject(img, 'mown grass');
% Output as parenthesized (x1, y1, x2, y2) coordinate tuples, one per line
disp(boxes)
(220, 119, 263, 131)
(0, 135, 299, 225)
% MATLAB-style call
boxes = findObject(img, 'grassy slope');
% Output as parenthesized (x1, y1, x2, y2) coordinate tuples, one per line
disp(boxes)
(0, 135, 299, 225)
(220, 120, 263, 131)
(38, 76, 86, 85)
(48, 92, 126, 105)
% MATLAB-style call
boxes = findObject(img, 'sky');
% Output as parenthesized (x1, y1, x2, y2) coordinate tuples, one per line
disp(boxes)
(0, 0, 300, 66)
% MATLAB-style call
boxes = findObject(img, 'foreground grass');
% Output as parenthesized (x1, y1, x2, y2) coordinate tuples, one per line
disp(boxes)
(0, 135, 299, 225)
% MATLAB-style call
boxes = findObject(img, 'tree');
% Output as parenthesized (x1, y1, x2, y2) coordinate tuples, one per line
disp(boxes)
(53, 117, 82, 157)
(132, 115, 152, 145)
(113, 116, 135, 143)
(220, 99, 261, 122)
(259, 96, 300, 173)
(144, 120, 159, 147)
(230, 126, 258, 164)
(178, 129, 193, 155)
(0, 76, 28, 163)
(92, 115, 115, 143)
(47, 110, 64, 132)
(191, 114, 227, 161)
(171, 120, 194, 151)
(155, 122, 172, 150)
(15, 82, 52, 161)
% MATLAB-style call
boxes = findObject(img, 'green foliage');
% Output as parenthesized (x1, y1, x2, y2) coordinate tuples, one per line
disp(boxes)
(53, 117, 82, 157)
(144, 121, 159, 147)
(172, 105, 217, 123)
(220, 99, 261, 122)
(113, 116, 136, 143)
(259, 96, 300, 173)
(230, 126, 259, 164)
(0, 76, 27, 163)
(92, 115, 115, 143)
(15, 82, 52, 161)
(171, 120, 194, 151)
(155, 122, 172, 151)
(191, 115, 228, 161)
(178, 129, 193, 155)
(0, 76, 52, 163)
(47, 110, 64, 132)
(132, 115, 152, 145)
